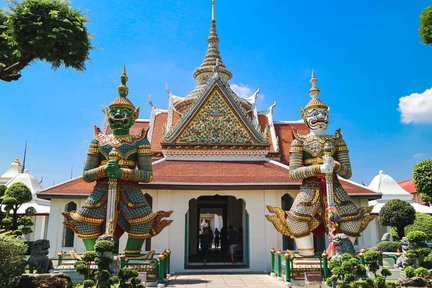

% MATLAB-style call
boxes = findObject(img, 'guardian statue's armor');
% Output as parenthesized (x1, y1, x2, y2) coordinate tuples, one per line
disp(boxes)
(63, 68, 172, 255)
(266, 71, 374, 255)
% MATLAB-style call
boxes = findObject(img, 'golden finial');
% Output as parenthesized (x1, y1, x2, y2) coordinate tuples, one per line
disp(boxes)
(118, 66, 129, 98)
(14, 155, 20, 164)
(309, 69, 320, 99)
(212, 0, 215, 21)
(321, 249, 328, 258)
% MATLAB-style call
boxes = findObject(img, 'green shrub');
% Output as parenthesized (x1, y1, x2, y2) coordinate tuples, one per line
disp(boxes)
(81, 251, 96, 262)
(374, 275, 386, 288)
(422, 254, 432, 269)
(414, 267, 430, 278)
(404, 266, 415, 278)
(377, 241, 401, 252)
(364, 250, 381, 276)
(406, 213, 432, 240)
(0, 235, 27, 288)
(94, 240, 114, 253)
(406, 231, 428, 243)
(82, 279, 94, 288)
(381, 268, 392, 278)
(379, 199, 416, 239)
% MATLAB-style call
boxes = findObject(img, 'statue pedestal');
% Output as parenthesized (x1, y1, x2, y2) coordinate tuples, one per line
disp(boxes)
(18, 273, 72, 288)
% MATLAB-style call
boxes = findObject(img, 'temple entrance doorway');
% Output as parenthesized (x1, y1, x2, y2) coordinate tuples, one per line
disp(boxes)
(185, 195, 249, 269)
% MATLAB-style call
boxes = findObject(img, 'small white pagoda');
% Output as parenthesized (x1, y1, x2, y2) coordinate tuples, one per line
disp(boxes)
(366, 170, 432, 245)
(1, 157, 50, 241)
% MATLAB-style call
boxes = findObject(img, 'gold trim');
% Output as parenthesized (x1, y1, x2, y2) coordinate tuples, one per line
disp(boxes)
(290, 147, 303, 153)
(127, 212, 156, 224)
(77, 232, 101, 239)
(337, 145, 348, 152)
(298, 248, 314, 252)
(83, 193, 108, 208)
(69, 211, 105, 224)
(138, 149, 151, 154)
(100, 159, 136, 166)
(128, 232, 151, 238)
(87, 148, 99, 154)
(304, 157, 323, 165)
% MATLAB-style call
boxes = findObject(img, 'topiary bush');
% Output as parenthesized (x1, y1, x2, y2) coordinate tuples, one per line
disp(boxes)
(414, 267, 430, 278)
(364, 250, 382, 276)
(328, 253, 366, 288)
(404, 266, 415, 278)
(405, 213, 432, 240)
(377, 241, 402, 252)
(379, 199, 416, 239)
(118, 267, 144, 288)
(0, 235, 27, 288)
(406, 231, 428, 243)
(94, 240, 114, 253)
(82, 279, 94, 288)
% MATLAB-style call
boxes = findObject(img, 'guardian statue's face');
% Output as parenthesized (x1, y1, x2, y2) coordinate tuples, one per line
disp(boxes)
(304, 107, 329, 131)
(107, 106, 135, 131)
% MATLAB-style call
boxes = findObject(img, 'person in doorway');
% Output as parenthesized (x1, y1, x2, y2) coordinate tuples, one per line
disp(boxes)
(214, 228, 220, 249)
(227, 225, 240, 263)
(200, 227, 211, 266)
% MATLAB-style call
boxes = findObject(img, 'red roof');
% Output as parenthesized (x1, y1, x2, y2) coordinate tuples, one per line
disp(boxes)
(38, 160, 379, 199)
(274, 123, 309, 164)
(399, 179, 416, 194)
(150, 113, 167, 153)
(151, 160, 296, 184)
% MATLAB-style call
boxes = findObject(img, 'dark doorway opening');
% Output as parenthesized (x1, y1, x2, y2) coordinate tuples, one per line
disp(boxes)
(186, 195, 248, 269)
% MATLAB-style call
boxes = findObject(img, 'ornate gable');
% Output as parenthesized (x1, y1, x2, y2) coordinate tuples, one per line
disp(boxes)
(163, 77, 267, 146)
(161, 75, 269, 160)
(177, 88, 255, 144)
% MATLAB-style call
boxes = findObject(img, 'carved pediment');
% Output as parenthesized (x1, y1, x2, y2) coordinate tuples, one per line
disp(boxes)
(163, 78, 268, 147)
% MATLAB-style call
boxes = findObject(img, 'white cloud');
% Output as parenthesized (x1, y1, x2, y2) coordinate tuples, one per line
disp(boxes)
(230, 83, 252, 98)
(413, 153, 425, 159)
(398, 88, 432, 124)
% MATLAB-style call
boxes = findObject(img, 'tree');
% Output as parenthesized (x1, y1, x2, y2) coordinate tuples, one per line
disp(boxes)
(413, 159, 432, 205)
(3, 182, 32, 231)
(0, 0, 92, 82)
(379, 199, 416, 239)
(420, 6, 432, 45)
(405, 212, 432, 241)
(0, 235, 27, 288)
(0, 184, 7, 223)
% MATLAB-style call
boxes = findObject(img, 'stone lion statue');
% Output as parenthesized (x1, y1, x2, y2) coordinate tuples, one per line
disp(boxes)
(333, 233, 356, 259)
(28, 239, 53, 274)
(396, 237, 414, 268)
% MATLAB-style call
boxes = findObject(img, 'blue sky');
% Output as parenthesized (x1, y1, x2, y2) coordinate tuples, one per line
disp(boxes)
(1, 0, 431, 188)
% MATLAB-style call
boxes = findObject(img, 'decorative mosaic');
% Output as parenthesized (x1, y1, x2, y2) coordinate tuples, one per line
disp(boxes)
(176, 89, 256, 144)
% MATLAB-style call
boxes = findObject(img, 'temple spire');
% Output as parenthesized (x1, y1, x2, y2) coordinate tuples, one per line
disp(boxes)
(309, 69, 320, 99)
(193, 0, 232, 83)
(118, 65, 129, 98)
(212, 0, 215, 21)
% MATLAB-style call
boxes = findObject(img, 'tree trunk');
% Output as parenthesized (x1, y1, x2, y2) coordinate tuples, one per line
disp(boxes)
(12, 207, 18, 230)
(397, 226, 405, 239)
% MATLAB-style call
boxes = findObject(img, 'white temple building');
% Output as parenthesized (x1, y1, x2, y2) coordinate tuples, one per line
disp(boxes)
(1, 157, 50, 241)
(366, 170, 432, 244)
(0, 156, 23, 184)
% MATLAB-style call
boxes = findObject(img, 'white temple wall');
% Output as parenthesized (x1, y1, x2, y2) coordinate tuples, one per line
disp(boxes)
(45, 191, 377, 270)
(147, 188, 295, 273)
(47, 198, 87, 257)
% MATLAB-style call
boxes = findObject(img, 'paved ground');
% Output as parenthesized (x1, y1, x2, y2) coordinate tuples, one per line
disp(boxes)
(166, 274, 290, 287)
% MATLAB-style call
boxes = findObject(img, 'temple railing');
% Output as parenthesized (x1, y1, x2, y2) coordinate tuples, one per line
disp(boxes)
(53, 249, 172, 285)
(270, 248, 402, 283)
(269, 248, 329, 282)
